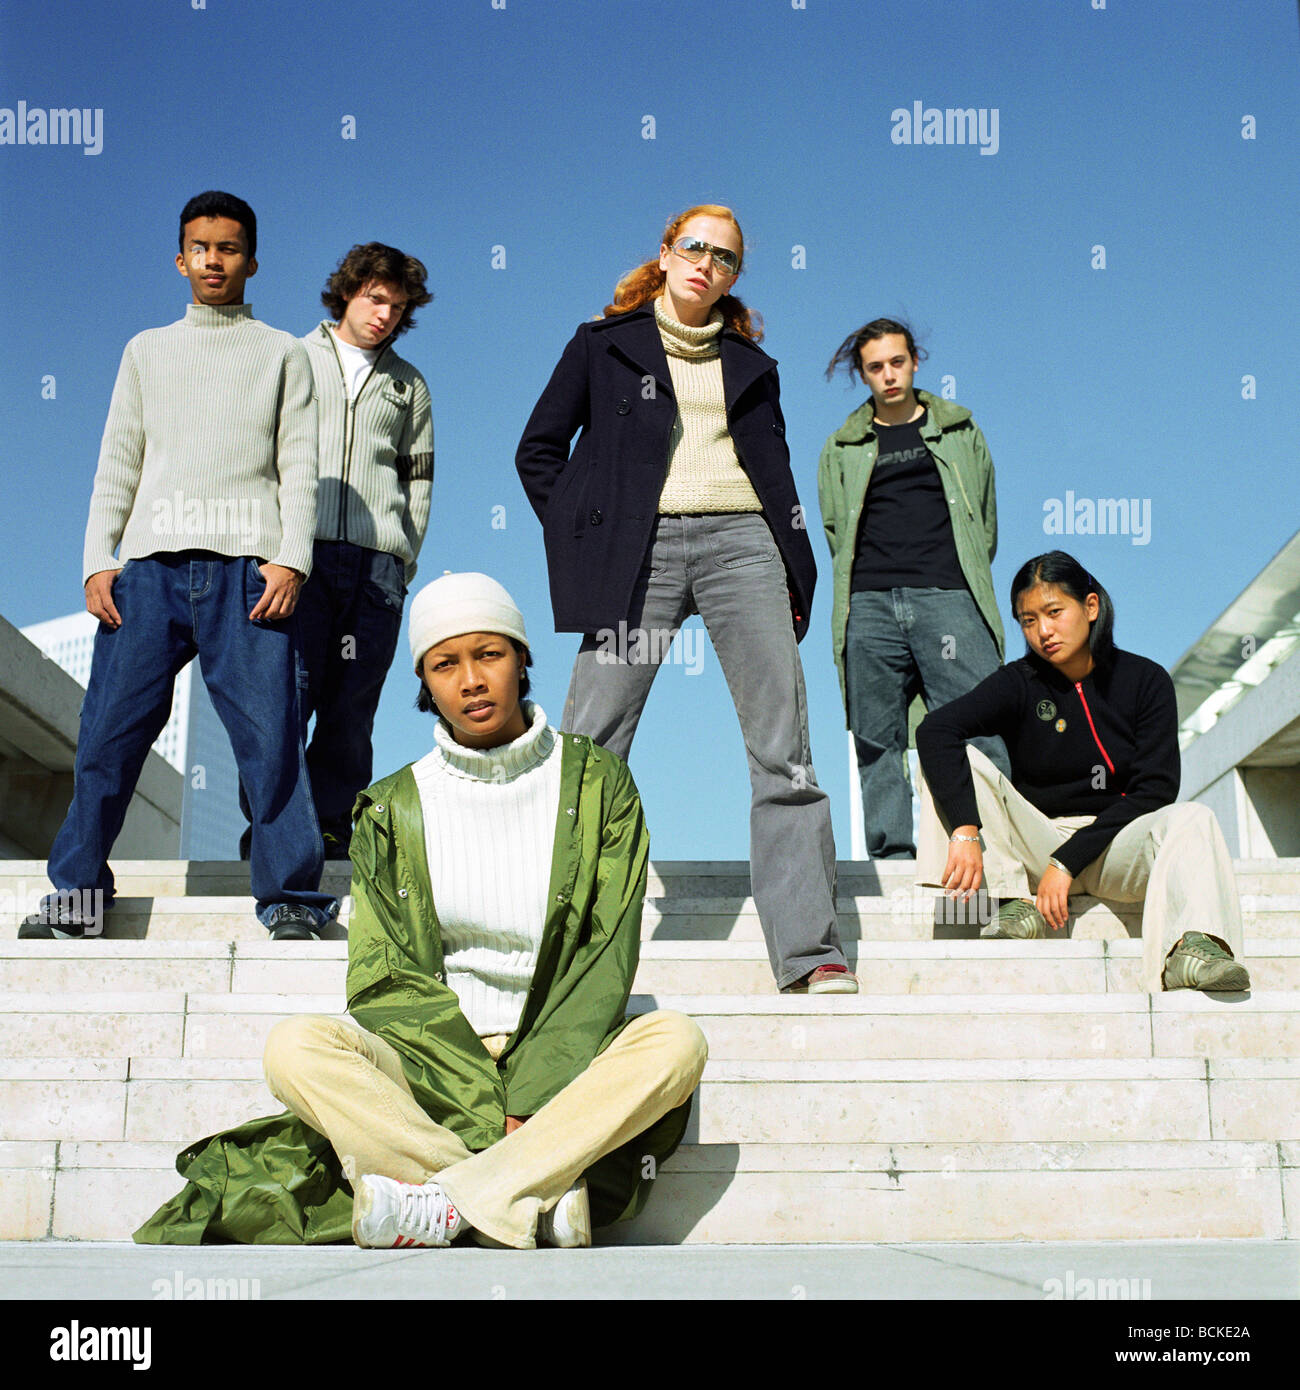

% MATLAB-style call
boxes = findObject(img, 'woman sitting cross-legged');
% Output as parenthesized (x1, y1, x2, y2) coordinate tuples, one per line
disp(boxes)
(914, 550, 1249, 994)
(135, 571, 707, 1250)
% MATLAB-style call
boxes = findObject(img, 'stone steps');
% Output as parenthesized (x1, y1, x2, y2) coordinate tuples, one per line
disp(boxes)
(2, 936, 1296, 994)
(6, 895, 1300, 942)
(4, 1055, 1297, 1146)
(3, 855, 1295, 1245)
(5, 857, 1299, 899)
(4, 1139, 1294, 1243)
(2, 990, 1296, 1062)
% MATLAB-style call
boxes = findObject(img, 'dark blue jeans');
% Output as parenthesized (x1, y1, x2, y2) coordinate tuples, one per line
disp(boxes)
(46, 553, 336, 928)
(845, 586, 1010, 859)
(295, 541, 406, 842)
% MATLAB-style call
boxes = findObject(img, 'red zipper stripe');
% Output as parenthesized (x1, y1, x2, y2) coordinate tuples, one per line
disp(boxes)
(1074, 681, 1126, 796)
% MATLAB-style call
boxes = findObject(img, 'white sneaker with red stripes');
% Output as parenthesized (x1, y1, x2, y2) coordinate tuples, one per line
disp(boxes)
(352, 1175, 465, 1249)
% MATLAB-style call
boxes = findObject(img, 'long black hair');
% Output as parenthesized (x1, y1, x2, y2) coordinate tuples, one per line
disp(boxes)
(1010, 551, 1116, 667)
(824, 316, 928, 384)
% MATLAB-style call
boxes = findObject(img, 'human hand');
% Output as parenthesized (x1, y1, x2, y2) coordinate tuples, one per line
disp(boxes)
(85, 569, 123, 628)
(249, 563, 303, 621)
(1035, 864, 1073, 932)
(941, 827, 983, 899)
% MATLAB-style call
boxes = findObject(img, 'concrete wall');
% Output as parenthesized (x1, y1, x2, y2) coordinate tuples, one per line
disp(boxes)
(0, 615, 180, 859)
(1180, 645, 1300, 858)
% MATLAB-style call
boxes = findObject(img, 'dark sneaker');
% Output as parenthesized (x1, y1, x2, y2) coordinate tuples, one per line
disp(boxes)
(266, 904, 322, 941)
(782, 963, 859, 995)
(1162, 932, 1250, 992)
(982, 899, 1048, 939)
(18, 894, 108, 940)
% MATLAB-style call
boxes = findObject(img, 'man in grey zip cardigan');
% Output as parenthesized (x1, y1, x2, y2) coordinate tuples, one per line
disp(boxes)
(817, 318, 1009, 859)
(240, 243, 434, 858)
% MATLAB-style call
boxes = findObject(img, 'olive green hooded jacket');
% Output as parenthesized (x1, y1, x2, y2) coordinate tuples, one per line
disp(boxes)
(134, 733, 691, 1244)
(817, 389, 1005, 730)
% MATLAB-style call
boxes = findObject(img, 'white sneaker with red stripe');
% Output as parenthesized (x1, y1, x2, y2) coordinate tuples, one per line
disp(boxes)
(352, 1175, 465, 1249)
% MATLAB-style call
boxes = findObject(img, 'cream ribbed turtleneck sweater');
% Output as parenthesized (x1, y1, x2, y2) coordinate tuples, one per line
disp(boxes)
(654, 297, 763, 516)
(410, 701, 563, 1037)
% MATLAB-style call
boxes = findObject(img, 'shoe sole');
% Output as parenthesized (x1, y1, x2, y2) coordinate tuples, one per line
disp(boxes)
(1194, 962, 1252, 992)
(18, 924, 92, 940)
(351, 1177, 377, 1247)
(806, 980, 859, 995)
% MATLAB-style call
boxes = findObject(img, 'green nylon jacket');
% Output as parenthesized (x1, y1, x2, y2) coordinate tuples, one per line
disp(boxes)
(134, 732, 692, 1244)
(816, 389, 1006, 730)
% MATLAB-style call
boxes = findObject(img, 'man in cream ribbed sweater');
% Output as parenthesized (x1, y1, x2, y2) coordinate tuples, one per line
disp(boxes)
(22, 190, 337, 942)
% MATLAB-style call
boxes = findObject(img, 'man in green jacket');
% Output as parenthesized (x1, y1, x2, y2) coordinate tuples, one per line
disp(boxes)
(136, 572, 706, 1249)
(817, 318, 1008, 859)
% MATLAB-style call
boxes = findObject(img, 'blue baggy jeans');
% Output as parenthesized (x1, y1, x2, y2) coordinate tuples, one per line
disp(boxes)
(46, 553, 337, 928)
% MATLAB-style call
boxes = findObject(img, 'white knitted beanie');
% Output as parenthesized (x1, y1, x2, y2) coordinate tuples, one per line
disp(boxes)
(409, 572, 529, 673)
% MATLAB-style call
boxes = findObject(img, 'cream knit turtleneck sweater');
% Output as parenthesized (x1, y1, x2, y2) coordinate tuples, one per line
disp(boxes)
(410, 701, 562, 1037)
(653, 297, 763, 516)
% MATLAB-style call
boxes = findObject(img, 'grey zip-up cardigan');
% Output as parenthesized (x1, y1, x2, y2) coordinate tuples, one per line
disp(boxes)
(302, 322, 435, 582)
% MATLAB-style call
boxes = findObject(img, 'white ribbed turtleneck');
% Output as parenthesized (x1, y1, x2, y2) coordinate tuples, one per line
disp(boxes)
(410, 701, 562, 1037)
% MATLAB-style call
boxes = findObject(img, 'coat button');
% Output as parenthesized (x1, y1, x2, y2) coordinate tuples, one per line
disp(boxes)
(373, 803, 385, 813)
(398, 888, 408, 898)
(616, 399, 631, 415)
(589, 509, 603, 526)
(772, 423, 785, 436)
(435, 971, 443, 982)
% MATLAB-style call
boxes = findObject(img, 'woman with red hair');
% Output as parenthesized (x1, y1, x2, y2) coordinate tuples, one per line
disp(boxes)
(517, 205, 855, 995)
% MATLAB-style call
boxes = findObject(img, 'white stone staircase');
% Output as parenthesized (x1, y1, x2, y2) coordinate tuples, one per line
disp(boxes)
(2, 859, 1297, 1243)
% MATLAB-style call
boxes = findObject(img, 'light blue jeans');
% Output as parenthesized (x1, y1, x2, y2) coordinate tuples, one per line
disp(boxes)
(563, 513, 846, 989)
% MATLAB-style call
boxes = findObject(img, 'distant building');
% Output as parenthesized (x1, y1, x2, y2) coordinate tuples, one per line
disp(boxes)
(20, 611, 243, 860)
(1171, 530, 1300, 858)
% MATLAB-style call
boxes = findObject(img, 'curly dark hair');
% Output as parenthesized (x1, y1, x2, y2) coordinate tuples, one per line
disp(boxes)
(321, 243, 432, 340)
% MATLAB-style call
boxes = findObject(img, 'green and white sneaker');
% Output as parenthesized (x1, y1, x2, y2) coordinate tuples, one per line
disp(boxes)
(1162, 933, 1250, 992)
(981, 899, 1048, 940)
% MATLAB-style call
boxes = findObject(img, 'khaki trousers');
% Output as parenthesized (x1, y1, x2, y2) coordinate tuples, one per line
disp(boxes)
(916, 747, 1245, 992)
(263, 1008, 708, 1248)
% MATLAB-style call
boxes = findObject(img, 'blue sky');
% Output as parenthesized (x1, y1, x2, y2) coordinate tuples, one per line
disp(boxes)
(2, 0, 1298, 860)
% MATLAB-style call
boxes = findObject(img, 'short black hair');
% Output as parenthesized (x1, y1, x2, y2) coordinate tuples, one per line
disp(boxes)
(415, 639, 533, 714)
(179, 191, 257, 260)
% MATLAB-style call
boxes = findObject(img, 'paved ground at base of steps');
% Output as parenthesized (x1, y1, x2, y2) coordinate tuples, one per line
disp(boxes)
(2, 1239, 1294, 1300)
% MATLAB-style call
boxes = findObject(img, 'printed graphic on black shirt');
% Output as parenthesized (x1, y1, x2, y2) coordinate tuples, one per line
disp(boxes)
(851, 410, 967, 591)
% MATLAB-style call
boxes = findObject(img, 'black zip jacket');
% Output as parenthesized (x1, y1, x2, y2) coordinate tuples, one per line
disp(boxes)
(915, 648, 1180, 878)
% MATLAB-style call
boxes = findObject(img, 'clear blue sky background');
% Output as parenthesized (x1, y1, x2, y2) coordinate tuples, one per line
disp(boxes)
(2, 0, 1297, 860)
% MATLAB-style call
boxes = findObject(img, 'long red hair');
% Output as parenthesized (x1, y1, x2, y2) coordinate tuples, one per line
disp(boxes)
(603, 204, 763, 343)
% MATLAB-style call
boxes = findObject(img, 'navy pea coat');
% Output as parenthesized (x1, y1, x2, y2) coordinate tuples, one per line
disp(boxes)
(515, 305, 817, 641)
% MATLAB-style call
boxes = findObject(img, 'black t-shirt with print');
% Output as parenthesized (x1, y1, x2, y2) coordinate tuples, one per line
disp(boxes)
(850, 409, 966, 591)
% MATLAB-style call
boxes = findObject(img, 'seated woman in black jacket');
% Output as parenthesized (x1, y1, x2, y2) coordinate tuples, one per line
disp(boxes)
(915, 550, 1249, 993)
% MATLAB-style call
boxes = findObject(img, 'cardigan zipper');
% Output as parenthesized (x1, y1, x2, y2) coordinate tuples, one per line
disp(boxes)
(1074, 680, 1125, 796)
(326, 328, 388, 543)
